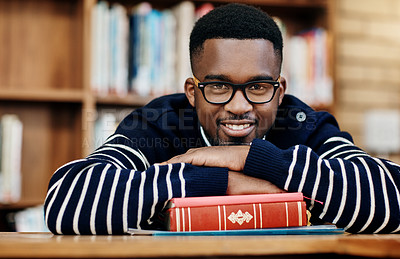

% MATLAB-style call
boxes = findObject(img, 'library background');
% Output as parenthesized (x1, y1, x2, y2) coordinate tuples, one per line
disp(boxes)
(0, 0, 399, 232)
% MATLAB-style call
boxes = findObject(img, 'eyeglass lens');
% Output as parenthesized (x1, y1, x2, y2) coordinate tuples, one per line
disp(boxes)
(203, 82, 276, 103)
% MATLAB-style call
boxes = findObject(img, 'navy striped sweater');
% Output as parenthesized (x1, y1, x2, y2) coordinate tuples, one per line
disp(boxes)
(44, 94, 400, 234)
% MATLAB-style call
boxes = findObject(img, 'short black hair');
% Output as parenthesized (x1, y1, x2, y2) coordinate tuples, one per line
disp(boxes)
(189, 3, 283, 69)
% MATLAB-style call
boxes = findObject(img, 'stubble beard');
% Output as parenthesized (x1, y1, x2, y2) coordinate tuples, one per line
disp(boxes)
(211, 124, 260, 146)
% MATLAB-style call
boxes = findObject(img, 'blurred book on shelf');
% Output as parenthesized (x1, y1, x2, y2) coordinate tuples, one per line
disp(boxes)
(0, 114, 23, 204)
(93, 108, 132, 152)
(7, 205, 49, 232)
(94, 111, 118, 150)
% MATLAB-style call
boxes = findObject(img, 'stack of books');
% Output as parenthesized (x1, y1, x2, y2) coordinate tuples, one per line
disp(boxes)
(164, 192, 308, 232)
(128, 192, 344, 236)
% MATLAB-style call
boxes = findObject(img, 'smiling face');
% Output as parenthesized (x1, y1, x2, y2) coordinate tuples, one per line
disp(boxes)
(185, 38, 286, 146)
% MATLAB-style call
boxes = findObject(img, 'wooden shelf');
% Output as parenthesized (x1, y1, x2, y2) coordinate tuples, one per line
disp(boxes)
(0, 89, 85, 103)
(0, 199, 45, 210)
(127, 0, 328, 8)
(195, 0, 328, 8)
(96, 93, 154, 107)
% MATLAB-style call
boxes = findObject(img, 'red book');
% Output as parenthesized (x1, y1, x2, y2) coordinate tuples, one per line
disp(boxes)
(164, 193, 308, 232)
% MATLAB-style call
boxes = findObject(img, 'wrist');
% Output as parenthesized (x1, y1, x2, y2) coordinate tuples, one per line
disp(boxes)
(243, 139, 290, 186)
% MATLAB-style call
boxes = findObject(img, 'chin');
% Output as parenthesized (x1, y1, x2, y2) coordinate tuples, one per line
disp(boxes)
(214, 136, 252, 146)
(210, 128, 262, 146)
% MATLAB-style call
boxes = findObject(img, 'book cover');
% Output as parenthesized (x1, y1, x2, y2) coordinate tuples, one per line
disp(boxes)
(109, 3, 129, 97)
(90, 1, 103, 93)
(168, 192, 304, 208)
(164, 193, 307, 232)
(159, 10, 176, 95)
(127, 225, 344, 236)
(129, 2, 152, 97)
(195, 3, 214, 19)
(172, 1, 195, 91)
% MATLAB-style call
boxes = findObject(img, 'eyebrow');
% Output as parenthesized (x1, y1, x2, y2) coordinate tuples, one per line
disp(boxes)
(203, 74, 275, 82)
(204, 74, 230, 81)
(248, 75, 275, 81)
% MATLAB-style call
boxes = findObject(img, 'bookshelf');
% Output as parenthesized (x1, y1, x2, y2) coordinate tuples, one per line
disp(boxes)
(0, 0, 334, 231)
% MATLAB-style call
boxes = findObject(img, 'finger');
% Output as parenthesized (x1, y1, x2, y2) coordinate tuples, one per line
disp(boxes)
(165, 154, 193, 165)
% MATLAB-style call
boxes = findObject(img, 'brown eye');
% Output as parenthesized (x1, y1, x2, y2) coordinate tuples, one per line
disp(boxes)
(209, 83, 230, 90)
(248, 84, 265, 90)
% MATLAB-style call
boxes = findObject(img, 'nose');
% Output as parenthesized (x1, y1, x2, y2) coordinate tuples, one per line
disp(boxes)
(224, 90, 253, 115)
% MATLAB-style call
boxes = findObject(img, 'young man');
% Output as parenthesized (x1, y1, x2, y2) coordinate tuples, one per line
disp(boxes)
(45, 3, 400, 234)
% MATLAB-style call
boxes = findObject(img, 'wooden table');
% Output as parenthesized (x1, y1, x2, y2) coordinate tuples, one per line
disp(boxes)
(0, 232, 399, 258)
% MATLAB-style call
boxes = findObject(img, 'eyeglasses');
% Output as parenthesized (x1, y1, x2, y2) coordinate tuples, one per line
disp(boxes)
(193, 75, 280, 104)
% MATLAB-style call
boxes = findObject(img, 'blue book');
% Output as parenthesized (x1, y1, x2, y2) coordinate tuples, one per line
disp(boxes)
(127, 225, 344, 236)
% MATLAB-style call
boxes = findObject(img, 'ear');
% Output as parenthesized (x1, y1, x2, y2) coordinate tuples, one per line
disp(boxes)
(184, 77, 196, 107)
(277, 76, 287, 105)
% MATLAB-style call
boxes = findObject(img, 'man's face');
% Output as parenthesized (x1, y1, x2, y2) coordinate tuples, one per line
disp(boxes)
(185, 39, 286, 146)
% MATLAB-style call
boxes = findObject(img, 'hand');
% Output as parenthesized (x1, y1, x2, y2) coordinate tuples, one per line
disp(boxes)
(227, 171, 285, 195)
(161, 145, 250, 171)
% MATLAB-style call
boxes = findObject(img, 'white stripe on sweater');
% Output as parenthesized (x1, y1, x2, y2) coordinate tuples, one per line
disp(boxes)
(387, 161, 400, 169)
(123, 170, 135, 232)
(147, 165, 160, 225)
(285, 145, 299, 190)
(50, 159, 87, 180)
(320, 143, 354, 159)
(332, 159, 347, 224)
(323, 136, 354, 145)
(166, 164, 173, 199)
(179, 163, 186, 197)
(45, 159, 87, 209)
(162, 164, 174, 210)
(344, 162, 361, 230)
(107, 169, 121, 234)
(107, 144, 149, 170)
(94, 146, 136, 169)
(73, 166, 95, 234)
(297, 148, 311, 192)
(374, 165, 390, 233)
(104, 134, 128, 143)
(105, 143, 149, 170)
(330, 149, 367, 159)
(309, 158, 323, 210)
(358, 157, 375, 233)
(373, 158, 400, 232)
(320, 160, 334, 219)
(45, 167, 74, 229)
(136, 171, 146, 229)
(138, 149, 150, 169)
(90, 164, 111, 234)
(56, 164, 99, 234)
(344, 153, 371, 160)
(87, 151, 125, 168)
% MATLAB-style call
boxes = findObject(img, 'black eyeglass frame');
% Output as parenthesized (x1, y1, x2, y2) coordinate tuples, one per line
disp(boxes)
(193, 75, 281, 105)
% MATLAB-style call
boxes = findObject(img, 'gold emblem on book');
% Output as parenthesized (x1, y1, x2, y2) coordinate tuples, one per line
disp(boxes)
(227, 210, 253, 225)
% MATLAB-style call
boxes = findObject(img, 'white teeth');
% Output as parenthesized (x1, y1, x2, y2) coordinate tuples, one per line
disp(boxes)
(226, 124, 250, 130)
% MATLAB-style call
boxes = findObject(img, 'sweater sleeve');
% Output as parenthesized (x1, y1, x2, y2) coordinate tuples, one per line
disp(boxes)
(243, 137, 400, 234)
(44, 134, 228, 235)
